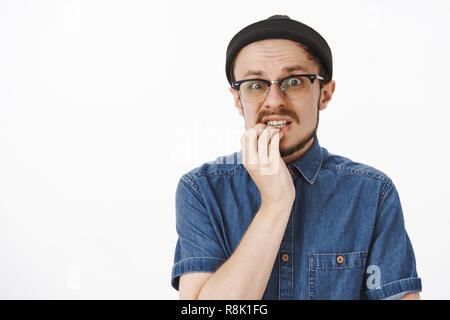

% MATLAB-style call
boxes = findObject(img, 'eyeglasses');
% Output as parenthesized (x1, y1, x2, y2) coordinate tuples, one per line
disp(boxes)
(231, 74, 324, 103)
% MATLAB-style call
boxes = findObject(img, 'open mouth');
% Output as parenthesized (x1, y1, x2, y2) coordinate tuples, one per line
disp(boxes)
(264, 120, 292, 129)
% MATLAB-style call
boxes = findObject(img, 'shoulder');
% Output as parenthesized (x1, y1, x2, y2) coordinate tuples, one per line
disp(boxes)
(181, 151, 245, 185)
(321, 147, 393, 186)
(320, 147, 396, 203)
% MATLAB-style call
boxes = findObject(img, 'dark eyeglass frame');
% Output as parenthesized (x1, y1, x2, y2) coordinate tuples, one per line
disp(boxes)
(231, 73, 324, 91)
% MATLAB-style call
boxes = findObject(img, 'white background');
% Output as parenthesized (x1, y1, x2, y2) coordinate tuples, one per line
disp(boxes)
(1, 0, 449, 299)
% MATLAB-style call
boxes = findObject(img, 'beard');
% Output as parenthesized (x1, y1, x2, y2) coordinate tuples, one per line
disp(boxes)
(241, 92, 321, 158)
(279, 98, 320, 158)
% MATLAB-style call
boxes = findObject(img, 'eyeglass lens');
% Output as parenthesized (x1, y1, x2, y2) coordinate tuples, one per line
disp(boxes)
(240, 76, 311, 103)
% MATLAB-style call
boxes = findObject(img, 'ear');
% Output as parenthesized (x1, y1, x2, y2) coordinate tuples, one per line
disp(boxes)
(319, 80, 336, 111)
(229, 87, 244, 116)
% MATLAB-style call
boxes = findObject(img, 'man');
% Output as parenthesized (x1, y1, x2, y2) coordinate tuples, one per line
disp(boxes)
(171, 15, 422, 300)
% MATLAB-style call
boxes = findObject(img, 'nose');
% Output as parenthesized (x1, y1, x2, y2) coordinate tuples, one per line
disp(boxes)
(263, 82, 287, 107)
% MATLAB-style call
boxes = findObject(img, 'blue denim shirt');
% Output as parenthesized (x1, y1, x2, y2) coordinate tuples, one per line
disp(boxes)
(171, 134, 422, 299)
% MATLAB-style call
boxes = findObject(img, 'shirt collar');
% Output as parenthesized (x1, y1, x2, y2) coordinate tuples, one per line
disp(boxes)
(287, 133, 323, 185)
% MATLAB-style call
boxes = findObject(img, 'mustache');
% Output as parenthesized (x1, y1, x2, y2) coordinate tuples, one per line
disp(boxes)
(257, 110, 299, 123)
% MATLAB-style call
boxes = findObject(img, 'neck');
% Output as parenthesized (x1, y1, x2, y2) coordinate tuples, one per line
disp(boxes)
(282, 135, 315, 165)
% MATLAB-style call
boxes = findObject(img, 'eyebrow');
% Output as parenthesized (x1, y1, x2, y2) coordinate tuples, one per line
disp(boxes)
(243, 65, 308, 78)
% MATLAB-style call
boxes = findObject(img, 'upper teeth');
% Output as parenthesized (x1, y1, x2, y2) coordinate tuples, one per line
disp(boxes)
(266, 120, 288, 125)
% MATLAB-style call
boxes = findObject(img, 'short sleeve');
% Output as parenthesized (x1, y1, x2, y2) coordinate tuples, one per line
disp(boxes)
(171, 175, 226, 290)
(363, 181, 422, 300)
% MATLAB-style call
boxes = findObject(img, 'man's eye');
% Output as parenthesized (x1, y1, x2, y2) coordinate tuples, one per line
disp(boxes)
(249, 82, 265, 90)
(287, 78, 302, 86)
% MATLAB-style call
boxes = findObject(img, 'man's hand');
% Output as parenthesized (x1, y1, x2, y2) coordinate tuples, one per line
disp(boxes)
(240, 123, 296, 206)
(182, 123, 296, 300)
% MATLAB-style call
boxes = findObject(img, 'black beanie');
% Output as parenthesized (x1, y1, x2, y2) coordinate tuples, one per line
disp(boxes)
(225, 15, 332, 85)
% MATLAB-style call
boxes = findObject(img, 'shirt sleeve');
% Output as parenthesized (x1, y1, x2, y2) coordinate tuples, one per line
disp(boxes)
(381, 290, 418, 300)
(171, 174, 227, 291)
(362, 181, 422, 300)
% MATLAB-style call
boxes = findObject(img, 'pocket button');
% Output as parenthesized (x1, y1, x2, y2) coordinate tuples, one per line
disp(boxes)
(336, 255, 344, 264)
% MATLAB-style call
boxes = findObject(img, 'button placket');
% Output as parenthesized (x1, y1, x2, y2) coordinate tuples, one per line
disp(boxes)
(278, 209, 293, 300)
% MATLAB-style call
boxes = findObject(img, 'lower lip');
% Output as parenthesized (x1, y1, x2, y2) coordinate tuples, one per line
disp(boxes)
(280, 123, 292, 133)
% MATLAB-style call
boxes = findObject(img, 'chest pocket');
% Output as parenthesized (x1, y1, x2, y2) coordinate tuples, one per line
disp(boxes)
(309, 251, 368, 300)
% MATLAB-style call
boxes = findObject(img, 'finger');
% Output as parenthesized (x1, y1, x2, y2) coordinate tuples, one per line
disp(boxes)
(258, 127, 270, 166)
(240, 128, 258, 166)
(260, 127, 280, 175)
(268, 128, 281, 162)
(254, 123, 266, 130)
(254, 123, 266, 139)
